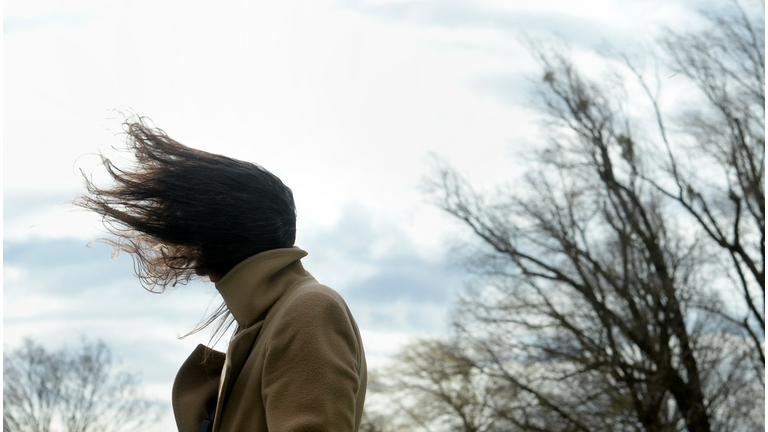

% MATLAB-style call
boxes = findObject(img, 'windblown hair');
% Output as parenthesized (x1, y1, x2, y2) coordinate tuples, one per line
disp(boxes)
(76, 117, 297, 292)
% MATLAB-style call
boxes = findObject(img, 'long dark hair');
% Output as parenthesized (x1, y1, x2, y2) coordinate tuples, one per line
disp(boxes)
(76, 116, 296, 340)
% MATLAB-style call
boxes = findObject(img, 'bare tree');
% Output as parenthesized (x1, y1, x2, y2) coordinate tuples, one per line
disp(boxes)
(412, 2, 763, 432)
(3, 338, 163, 432)
(371, 338, 514, 432)
(3, 339, 65, 432)
(655, 0, 765, 364)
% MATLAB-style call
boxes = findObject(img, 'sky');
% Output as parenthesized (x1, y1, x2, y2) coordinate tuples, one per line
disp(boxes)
(3, 0, 730, 428)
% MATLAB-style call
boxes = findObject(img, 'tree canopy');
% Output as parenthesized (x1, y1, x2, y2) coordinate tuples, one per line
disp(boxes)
(3, 338, 163, 432)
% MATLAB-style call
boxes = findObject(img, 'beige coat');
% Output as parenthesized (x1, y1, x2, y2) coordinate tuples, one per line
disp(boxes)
(172, 248, 367, 432)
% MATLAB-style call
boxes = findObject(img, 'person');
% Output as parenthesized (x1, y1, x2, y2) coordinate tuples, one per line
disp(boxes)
(76, 117, 367, 432)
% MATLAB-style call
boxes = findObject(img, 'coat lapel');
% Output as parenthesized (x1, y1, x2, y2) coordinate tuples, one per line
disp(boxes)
(207, 247, 317, 432)
(211, 321, 264, 432)
(172, 345, 226, 432)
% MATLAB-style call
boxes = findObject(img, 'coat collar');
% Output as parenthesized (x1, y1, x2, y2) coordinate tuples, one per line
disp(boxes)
(215, 247, 315, 329)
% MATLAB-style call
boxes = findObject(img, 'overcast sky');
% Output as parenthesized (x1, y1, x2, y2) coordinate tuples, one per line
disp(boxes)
(4, 0, 727, 427)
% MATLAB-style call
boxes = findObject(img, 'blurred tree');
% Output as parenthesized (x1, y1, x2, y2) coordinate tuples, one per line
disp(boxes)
(3, 338, 162, 432)
(655, 1, 764, 363)
(367, 2, 764, 432)
(373, 338, 512, 432)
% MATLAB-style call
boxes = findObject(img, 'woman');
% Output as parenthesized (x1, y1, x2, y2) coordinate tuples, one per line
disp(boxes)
(76, 117, 367, 432)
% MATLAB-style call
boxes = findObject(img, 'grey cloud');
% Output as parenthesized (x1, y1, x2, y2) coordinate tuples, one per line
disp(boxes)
(368, 310, 396, 328)
(4, 237, 216, 329)
(5, 237, 113, 267)
(342, 256, 460, 305)
(406, 307, 444, 329)
(301, 203, 466, 305)
(357, 303, 450, 332)
(4, 190, 74, 226)
(4, 192, 171, 301)
(298, 203, 382, 261)
(468, 73, 532, 108)
(298, 202, 468, 332)
(342, 0, 633, 49)
(3, 13, 95, 34)
(110, 338, 191, 385)
(4, 238, 136, 295)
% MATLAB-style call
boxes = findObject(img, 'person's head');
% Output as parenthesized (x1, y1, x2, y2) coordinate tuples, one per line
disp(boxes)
(76, 116, 297, 291)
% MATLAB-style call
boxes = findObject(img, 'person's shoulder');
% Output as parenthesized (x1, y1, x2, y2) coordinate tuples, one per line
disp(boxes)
(275, 282, 350, 319)
(284, 282, 347, 310)
(268, 283, 356, 340)
(294, 282, 346, 301)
